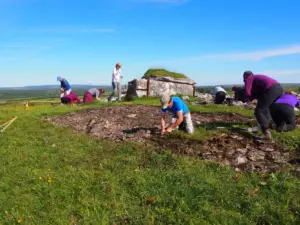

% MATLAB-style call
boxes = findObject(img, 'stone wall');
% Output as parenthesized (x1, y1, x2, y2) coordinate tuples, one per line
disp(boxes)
(125, 76, 196, 98)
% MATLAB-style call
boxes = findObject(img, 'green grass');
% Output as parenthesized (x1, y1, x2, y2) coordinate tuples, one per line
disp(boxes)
(142, 68, 188, 79)
(0, 100, 299, 224)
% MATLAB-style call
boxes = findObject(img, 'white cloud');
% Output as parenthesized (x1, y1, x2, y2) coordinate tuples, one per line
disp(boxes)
(152, 44, 300, 64)
(261, 69, 300, 76)
(205, 44, 300, 61)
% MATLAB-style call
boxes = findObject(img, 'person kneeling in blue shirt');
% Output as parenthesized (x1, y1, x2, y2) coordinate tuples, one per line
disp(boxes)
(160, 94, 194, 135)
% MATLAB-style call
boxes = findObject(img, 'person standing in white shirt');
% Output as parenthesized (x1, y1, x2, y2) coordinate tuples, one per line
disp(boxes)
(108, 62, 122, 102)
(213, 86, 227, 104)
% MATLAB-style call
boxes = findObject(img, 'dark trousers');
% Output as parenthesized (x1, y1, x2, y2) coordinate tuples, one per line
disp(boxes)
(270, 103, 296, 132)
(255, 84, 283, 132)
(61, 97, 71, 104)
(215, 91, 226, 104)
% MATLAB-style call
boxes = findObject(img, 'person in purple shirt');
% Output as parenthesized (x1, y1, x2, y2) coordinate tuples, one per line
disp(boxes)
(244, 71, 283, 139)
(269, 93, 300, 132)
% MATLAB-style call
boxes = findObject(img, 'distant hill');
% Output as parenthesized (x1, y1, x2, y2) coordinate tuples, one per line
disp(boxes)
(0, 84, 110, 90)
(0, 85, 111, 101)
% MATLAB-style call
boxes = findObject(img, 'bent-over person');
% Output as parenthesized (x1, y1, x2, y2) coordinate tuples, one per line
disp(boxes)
(160, 94, 194, 135)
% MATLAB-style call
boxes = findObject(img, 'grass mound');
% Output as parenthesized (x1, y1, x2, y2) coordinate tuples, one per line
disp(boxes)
(143, 68, 188, 79)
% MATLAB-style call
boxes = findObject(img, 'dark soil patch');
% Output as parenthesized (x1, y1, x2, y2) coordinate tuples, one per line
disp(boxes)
(46, 105, 299, 174)
(154, 133, 298, 174)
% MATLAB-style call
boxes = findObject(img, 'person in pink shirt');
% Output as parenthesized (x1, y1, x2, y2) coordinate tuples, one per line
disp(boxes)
(244, 71, 283, 140)
(61, 92, 82, 105)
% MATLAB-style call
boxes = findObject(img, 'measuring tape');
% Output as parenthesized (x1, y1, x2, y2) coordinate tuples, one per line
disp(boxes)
(0, 117, 18, 135)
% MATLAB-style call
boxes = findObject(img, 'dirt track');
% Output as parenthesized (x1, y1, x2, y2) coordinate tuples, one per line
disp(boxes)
(47, 105, 300, 174)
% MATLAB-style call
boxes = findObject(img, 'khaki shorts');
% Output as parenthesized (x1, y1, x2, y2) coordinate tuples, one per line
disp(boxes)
(60, 89, 71, 98)
(171, 111, 194, 134)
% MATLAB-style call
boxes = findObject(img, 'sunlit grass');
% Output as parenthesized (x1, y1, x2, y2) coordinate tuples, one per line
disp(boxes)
(0, 100, 299, 224)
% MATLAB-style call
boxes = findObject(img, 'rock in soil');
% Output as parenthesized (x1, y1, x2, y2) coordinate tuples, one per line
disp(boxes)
(248, 150, 266, 161)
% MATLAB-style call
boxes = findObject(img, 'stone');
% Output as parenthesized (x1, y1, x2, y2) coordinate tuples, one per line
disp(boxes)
(202, 152, 212, 157)
(235, 168, 241, 172)
(181, 96, 190, 101)
(90, 124, 102, 134)
(126, 114, 137, 118)
(223, 159, 231, 166)
(230, 135, 239, 139)
(230, 101, 245, 107)
(269, 152, 286, 164)
(143, 133, 151, 138)
(103, 120, 110, 129)
(125, 77, 196, 98)
(264, 147, 274, 152)
(236, 148, 248, 155)
(226, 149, 236, 158)
(235, 156, 248, 165)
(197, 93, 214, 104)
(248, 150, 266, 161)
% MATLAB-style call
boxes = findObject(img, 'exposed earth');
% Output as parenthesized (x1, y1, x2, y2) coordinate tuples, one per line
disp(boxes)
(46, 105, 300, 174)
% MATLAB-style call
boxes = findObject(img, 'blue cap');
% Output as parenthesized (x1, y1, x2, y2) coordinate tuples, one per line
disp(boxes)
(57, 76, 62, 81)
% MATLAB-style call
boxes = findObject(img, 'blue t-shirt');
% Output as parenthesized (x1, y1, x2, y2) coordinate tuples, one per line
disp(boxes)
(162, 97, 189, 116)
(61, 79, 71, 90)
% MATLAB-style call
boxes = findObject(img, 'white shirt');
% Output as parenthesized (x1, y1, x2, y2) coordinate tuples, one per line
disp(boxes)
(112, 68, 122, 83)
(213, 86, 226, 95)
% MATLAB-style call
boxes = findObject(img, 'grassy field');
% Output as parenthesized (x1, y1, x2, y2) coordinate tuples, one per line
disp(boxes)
(0, 99, 299, 224)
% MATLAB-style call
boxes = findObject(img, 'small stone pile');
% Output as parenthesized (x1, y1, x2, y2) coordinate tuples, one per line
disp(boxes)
(193, 93, 214, 104)
(193, 92, 257, 109)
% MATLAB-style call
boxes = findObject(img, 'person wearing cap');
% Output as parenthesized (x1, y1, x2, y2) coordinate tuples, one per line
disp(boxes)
(269, 92, 300, 132)
(213, 86, 227, 104)
(57, 76, 71, 98)
(61, 92, 81, 105)
(160, 94, 194, 135)
(83, 88, 105, 104)
(243, 71, 283, 139)
(108, 63, 122, 102)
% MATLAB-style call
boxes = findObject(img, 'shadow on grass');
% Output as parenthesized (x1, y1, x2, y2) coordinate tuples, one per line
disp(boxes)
(122, 127, 160, 135)
(197, 121, 252, 130)
(196, 121, 257, 139)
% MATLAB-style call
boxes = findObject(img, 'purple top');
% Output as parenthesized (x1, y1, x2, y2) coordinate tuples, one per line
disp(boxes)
(275, 94, 300, 107)
(245, 75, 279, 98)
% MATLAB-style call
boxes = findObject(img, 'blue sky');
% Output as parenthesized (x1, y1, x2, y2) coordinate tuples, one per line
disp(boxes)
(1, 0, 300, 87)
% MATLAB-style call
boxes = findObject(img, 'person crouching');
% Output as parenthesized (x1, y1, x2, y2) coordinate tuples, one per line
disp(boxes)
(61, 92, 82, 105)
(213, 86, 226, 104)
(83, 88, 105, 104)
(232, 86, 247, 102)
(270, 92, 300, 132)
(160, 94, 194, 135)
(243, 71, 283, 140)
